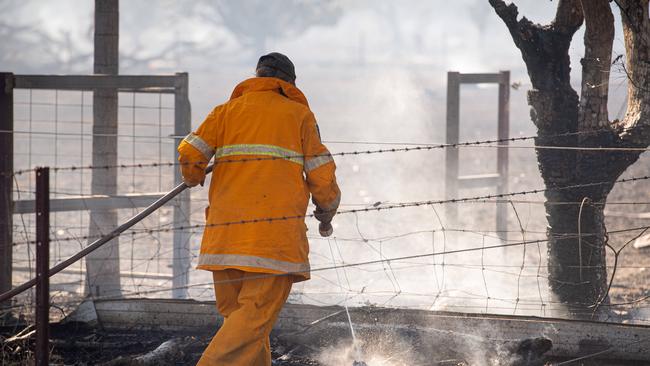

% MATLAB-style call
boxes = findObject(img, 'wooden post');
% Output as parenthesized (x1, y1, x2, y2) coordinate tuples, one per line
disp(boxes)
(172, 73, 191, 298)
(87, 0, 121, 297)
(497, 71, 510, 242)
(0, 72, 13, 307)
(35, 167, 50, 366)
(445, 72, 460, 229)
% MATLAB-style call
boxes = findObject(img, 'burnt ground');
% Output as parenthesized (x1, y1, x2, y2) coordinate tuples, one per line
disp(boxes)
(0, 321, 319, 366)
(1, 320, 648, 366)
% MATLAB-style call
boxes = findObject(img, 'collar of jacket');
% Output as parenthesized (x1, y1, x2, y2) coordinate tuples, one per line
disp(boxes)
(230, 77, 309, 107)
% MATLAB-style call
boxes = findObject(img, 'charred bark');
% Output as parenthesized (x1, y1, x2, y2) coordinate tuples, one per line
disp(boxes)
(489, 0, 650, 317)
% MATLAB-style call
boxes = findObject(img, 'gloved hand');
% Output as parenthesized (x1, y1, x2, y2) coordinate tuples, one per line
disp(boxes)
(314, 206, 335, 237)
(313, 206, 336, 224)
(183, 176, 205, 187)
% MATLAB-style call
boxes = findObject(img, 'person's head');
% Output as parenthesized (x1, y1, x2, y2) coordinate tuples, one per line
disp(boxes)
(255, 52, 296, 85)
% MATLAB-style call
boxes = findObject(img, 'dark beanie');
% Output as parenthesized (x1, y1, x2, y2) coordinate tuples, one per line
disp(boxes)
(256, 52, 296, 81)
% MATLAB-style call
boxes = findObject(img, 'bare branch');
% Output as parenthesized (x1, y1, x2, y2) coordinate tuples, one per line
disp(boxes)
(578, 0, 614, 130)
(616, 0, 650, 144)
(487, 0, 520, 31)
(553, 0, 584, 34)
(488, 0, 581, 92)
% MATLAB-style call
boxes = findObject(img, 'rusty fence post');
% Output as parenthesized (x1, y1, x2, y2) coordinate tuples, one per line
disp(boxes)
(0, 72, 14, 309)
(35, 167, 50, 366)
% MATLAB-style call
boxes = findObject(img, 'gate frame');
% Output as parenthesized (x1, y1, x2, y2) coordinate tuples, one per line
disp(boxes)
(0, 73, 192, 299)
(445, 71, 510, 242)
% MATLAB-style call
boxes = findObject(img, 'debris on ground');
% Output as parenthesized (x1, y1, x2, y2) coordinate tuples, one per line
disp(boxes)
(2, 319, 645, 365)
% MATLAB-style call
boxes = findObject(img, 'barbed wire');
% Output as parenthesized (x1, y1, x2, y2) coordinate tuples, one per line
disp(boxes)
(11, 186, 650, 208)
(10, 173, 650, 246)
(7, 124, 648, 176)
(461, 144, 650, 152)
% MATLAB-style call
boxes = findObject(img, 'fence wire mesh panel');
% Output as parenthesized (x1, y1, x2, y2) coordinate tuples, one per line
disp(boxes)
(9, 75, 194, 321)
(4, 73, 650, 332)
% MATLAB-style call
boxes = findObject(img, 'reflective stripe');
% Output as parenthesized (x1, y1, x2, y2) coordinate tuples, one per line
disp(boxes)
(321, 191, 341, 212)
(198, 253, 310, 273)
(184, 134, 215, 160)
(304, 154, 334, 173)
(215, 144, 304, 165)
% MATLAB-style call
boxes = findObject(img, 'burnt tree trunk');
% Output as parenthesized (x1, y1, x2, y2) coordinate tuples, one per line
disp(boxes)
(489, 0, 650, 317)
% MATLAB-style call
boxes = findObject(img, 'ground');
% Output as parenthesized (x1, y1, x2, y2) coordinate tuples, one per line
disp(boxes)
(1, 319, 648, 365)
(0, 321, 319, 366)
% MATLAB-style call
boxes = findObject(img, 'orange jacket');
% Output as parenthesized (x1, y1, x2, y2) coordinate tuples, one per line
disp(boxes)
(177, 77, 340, 282)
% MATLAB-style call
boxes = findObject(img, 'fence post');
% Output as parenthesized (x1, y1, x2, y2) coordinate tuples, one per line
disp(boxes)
(0, 72, 13, 308)
(87, 0, 121, 298)
(173, 72, 191, 298)
(35, 167, 50, 366)
(497, 71, 510, 242)
(445, 71, 460, 230)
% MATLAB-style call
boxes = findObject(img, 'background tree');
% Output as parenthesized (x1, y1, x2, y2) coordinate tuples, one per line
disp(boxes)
(489, 0, 650, 317)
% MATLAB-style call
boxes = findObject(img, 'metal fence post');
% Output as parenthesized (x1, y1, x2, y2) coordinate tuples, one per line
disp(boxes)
(445, 72, 460, 229)
(35, 167, 50, 366)
(173, 72, 191, 298)
(497, 71, 510, 242)
(0, 72, 14, 308)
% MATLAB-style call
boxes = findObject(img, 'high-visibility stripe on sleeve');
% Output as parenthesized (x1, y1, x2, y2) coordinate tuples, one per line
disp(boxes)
(198, 253, 310, 273)
(184, 133, 215, 160)
(214, 144, 304, 165)
(304, 154, 334, 173)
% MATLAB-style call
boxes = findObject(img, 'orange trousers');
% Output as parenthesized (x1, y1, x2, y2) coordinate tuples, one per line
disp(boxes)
(197, 269, 293, 366)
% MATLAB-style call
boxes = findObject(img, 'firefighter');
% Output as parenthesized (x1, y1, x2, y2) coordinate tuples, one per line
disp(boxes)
(178, 52, 341, 366)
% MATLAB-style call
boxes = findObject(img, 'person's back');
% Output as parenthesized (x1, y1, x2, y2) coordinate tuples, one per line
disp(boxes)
(178, 53, 340, 365)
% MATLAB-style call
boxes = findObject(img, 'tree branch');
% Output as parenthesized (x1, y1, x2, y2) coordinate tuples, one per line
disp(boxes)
(553, 0, 584, 34)
(578, 0, 614, 130)
(616, 0, 650, 145)
(488, 0, 582, 92)
(487, 0, 520, 30)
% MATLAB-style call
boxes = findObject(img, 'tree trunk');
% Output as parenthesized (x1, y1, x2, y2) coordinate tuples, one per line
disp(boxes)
(489, 0, 650, 317)
(545, 189, 608, 312)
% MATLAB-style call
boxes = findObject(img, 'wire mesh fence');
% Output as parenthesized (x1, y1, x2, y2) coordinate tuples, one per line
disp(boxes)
(4, 75, 650, 333)
(6, 75, 194, 321)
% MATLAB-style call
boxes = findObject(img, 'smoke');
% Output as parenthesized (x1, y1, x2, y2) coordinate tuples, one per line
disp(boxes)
(8, 0, 633, 320)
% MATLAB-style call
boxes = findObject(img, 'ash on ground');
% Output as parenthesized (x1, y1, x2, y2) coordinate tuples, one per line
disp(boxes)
(1, 319, 644, 366)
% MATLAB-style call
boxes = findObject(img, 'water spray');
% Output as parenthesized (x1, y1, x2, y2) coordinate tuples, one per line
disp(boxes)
(345, 303, 366, 366)
(327, 238, 368, 366)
